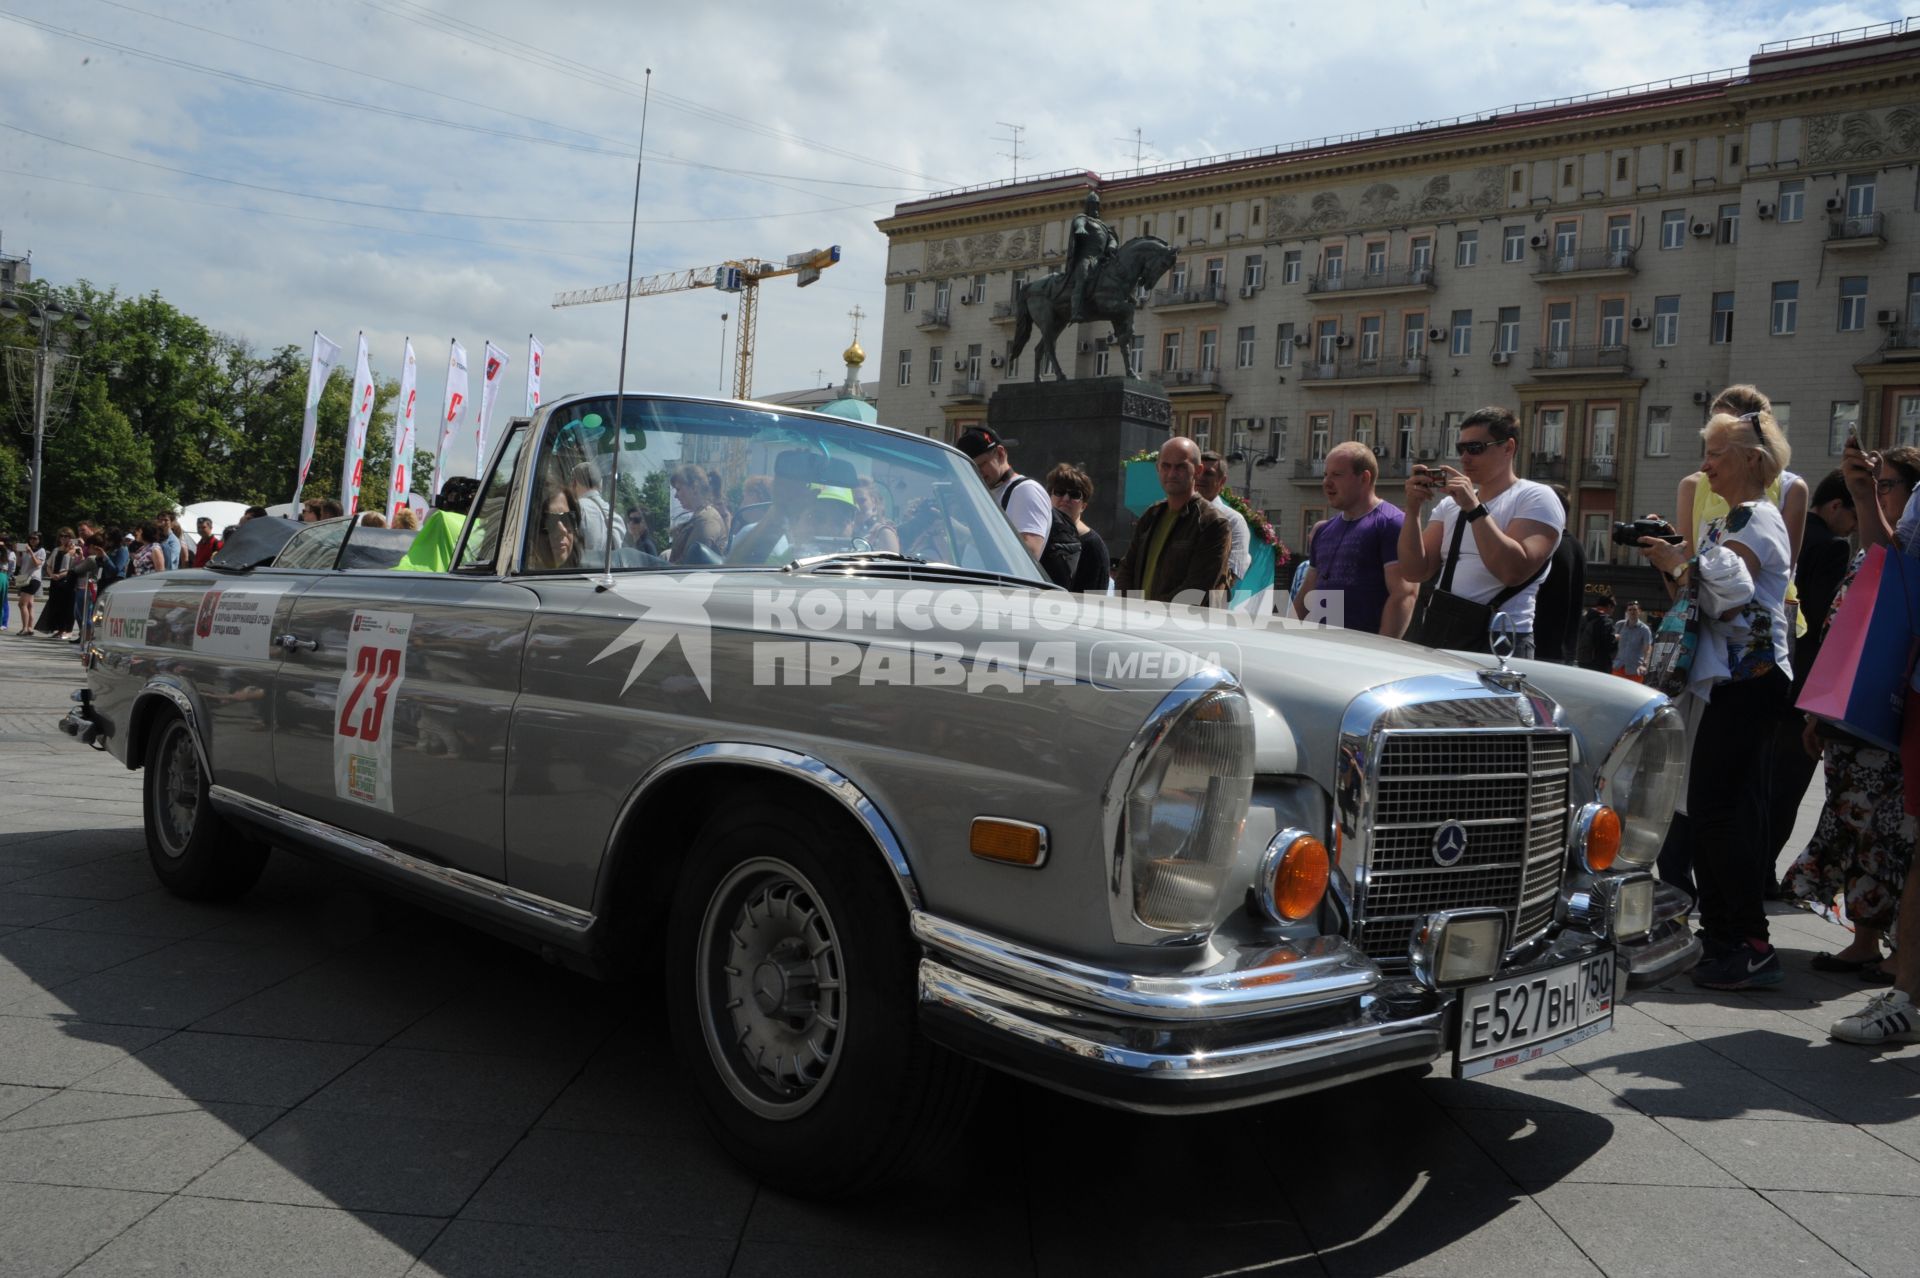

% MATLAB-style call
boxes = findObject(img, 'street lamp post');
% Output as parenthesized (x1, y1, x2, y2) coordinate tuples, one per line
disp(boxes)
(0, 295, 91, 534)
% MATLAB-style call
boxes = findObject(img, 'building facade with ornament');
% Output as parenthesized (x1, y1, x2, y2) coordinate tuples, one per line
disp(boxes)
(871, 19, 1920, 586)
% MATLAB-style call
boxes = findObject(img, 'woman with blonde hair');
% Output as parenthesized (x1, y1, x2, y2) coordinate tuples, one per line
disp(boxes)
(1640, 410, 1796, 990)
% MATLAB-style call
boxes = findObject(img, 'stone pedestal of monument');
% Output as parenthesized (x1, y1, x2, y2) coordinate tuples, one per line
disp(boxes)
(986, 377, 1171, 553)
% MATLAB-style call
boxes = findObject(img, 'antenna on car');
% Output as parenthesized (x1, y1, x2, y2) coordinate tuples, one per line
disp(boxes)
(600, 67, 653, 590)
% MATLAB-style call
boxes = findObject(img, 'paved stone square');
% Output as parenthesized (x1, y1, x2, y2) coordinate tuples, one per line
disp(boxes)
(2, 632, 1916, 1276)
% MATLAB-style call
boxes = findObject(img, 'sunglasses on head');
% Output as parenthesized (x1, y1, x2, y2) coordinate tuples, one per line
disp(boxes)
(1455, 439, 1504, 457)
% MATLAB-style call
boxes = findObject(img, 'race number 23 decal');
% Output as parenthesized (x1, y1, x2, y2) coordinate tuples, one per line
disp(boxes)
(333, 611, 413, 811)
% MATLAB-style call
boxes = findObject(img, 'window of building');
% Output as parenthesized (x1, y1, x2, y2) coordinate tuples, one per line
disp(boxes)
(1394, 410, 1419, 460)
(1365, 241, 1386, 276)
(1672, 148, 1686, 172)
(1450, 309, 1472, 356)
(1190, 414, 1213, 449)
(1770, 281, 1798, 336)
(1661, 209, 1686, 249)
(1094, 344, 1110, 376)
(1718, 204, 1739, 245)
(1600, 297, 1626, 348)
(1729, 142, 1742, 167)
(934, 279, 952, 311)
(964, 343, 982, 380)
(1170, 260, 1188, 291)
(1309, 414, 1331, 461)
(1128, 334, 1145, 376)
(1315, 318, 1340, 364)
(1546, 300, 1573, 352)
(1606, 213, 1631, 254)
(1589, 406, 1618, 464)
(1456, 230, 1478, 267)
(1829, 401, 1860, 455)
(972, 273, 987, 303)
(1252, 204, 1262, 225)
(1562, 162, 1575, 186)
(928, 346, 943, 384)
(1282, 249, 1302, 284)
(1410, 235, 1434, 271)
(1443, 411, 1464, 457)
(1322, 244, 1344, 279)
(1007, 351, 1020, 379)
(1199, 329, 1219, 372)
(1161, 331, 1182, 372)
(1552, 219, 1578, 265)
(1236, 325, 1256, 368)
(1276, 322, 1295, 368)
(1243, 254, 1264, 289)
(903, 282, 917, 312)
(1403, 311, 1428, 360)
(1581, 514, 1610, 564)
(1511, 169, 1523, 193)
(1653, 295, 1679, 347)
(1176, 214, 1186, 235)
(1839, 277, 1868, 332)
(1847, 173, 1877, 218)
(1213, 211, 1223, 230)
(1503, 226, 1525, 262)
(1646, 405, 1671, 457)
(1711, 291, 1735, 344)
(1140, 219, 1152, 238)
(1359, 314, 1383, 361)
(896, 349, 911, 386)
(1615, 155, 1629, 182)
(1351, 412, 1376, 450)
(1897, 394, 1920, 448)
(1497, 306, 1520, 353)
(1778, 179, 1805, 223)
(1205, 257, 1225, 290)
(1538, 407, 1567, 457)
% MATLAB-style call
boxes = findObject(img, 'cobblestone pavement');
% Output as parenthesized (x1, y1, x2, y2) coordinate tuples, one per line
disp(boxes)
(1, 631, 1916, 1276)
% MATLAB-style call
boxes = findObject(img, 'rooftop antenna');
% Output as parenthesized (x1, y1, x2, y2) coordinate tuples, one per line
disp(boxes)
(602, 67, 653, 588)
(1115, 127, 1155, 168)
(993, 121, 1026, 180)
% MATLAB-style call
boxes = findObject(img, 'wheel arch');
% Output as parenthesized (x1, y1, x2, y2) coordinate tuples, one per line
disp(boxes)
(592, 744, 920, 971)
(126, 680, 213, 778)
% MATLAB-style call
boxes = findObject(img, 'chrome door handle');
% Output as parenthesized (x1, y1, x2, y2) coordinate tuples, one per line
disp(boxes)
(277, 634, 319, 652)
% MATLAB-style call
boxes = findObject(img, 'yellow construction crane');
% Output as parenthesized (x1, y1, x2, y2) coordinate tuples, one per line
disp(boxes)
(551, 246, 840, 400)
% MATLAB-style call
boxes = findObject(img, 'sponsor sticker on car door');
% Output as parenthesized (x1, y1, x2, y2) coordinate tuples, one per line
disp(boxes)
(333, 610, 412, 811)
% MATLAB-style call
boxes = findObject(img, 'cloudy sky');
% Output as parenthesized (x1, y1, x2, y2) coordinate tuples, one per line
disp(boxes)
(0, 0, 1906, 477)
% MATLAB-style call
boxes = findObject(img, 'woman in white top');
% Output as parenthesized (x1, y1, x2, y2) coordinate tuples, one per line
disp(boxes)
(13, 533, 45, 635)
(1641, 412, 1795, 992)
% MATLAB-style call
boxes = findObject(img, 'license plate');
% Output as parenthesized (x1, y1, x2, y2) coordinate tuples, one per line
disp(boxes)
(1454, 951, 1614, 1078)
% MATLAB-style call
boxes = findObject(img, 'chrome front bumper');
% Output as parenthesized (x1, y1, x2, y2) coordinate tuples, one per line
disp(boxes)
(914, 891, 1699, 1114)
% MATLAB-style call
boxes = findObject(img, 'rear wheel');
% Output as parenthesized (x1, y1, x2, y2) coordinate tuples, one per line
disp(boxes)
(664, 799, 976, 1196)
(142, 714, 268, 901)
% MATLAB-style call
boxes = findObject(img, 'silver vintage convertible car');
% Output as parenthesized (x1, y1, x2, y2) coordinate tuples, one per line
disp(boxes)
(65, 393, 1697, 1194)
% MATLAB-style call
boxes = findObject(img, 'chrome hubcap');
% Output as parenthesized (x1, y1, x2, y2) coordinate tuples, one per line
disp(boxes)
(696, 857, 844, 1120)
(155, 726, 199, 858)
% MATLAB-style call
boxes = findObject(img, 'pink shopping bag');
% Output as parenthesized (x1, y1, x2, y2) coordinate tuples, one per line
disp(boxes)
(1797, 544, 1920, 751)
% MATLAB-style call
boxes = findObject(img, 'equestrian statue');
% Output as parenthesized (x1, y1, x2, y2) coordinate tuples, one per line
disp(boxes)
(1008, 191, 1176, 382)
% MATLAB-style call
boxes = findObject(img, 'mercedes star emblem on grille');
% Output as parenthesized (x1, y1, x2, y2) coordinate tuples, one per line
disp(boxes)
(1431, 819, 1469, 867)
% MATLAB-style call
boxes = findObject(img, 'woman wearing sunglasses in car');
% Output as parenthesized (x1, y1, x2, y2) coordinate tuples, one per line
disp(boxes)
(528, 480, 583, 572)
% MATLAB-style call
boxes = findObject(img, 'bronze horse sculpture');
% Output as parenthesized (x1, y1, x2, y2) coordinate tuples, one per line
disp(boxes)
(1008, 235, 1177, 382)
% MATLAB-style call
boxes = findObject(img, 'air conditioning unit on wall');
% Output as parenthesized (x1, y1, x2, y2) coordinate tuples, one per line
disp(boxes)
(1427, 327, 1445, 342)
(1629, 315, 1649, 331)
(1334, 333, 1353, 348)
(1528, 233, 1548, 249)
(1755, 201, 1776, 219)
(1825, 195, 1845, 213)
(1689, 220, 1713, 237)
(1491, 351, 1512, 366)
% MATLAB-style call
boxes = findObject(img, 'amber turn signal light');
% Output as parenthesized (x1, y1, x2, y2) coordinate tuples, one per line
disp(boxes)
(970, 818, 1048, 868)
(1259, 831, 1330, 923)
(1584, 806, 1622, 872)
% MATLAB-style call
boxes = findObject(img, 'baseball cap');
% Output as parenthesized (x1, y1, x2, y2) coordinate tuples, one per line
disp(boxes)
(955, 426, 1014, 458)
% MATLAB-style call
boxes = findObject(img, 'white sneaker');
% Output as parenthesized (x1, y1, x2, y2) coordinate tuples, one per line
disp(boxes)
(1830, 990, 1920, 1045)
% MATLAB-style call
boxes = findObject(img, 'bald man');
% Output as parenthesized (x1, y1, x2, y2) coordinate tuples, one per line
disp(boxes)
(1112, 436, 1231, 605)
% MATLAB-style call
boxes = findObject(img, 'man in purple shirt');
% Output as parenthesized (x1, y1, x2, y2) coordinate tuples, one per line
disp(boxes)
(1291, 442, 1417, 636)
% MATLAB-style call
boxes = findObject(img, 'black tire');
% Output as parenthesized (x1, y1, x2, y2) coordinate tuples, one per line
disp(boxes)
(141, 713, 268, 901)
(664, 799, 977, 1196)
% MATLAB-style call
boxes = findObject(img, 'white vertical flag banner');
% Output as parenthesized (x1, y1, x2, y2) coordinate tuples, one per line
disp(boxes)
(338, 333, 376, 519)
(386, 339, 418, 523)
(525, 334, 543, 415)
(294, 331, 341, 504)
(433, 340, 468, 498)
(477, 340, 509, 475)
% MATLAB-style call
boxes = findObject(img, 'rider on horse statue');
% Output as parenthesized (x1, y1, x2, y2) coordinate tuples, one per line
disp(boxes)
(1065, 191, 1120, 324)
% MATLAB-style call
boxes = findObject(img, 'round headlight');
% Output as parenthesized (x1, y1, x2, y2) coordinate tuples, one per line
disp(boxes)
(1126, 688, 1254, 933)
(1598, 702, 1687, 867)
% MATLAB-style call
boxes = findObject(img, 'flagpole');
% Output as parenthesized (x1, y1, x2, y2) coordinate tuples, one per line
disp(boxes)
(602, 66, 652, 587)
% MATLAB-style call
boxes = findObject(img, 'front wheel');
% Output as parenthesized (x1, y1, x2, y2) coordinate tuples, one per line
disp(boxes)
(664, 800, 976, 1196)
(142, 714, 268, 901)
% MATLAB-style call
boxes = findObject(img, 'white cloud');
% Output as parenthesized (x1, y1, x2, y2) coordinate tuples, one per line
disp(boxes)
(0, 0, 1907, 490)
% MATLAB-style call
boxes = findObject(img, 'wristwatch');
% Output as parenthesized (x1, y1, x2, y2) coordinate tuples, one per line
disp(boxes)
(1464, 503, 1489, 523)
(1667, 562, 1687, 582)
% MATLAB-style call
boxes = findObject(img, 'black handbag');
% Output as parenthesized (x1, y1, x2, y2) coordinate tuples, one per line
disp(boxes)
(1414, 510, 1552, 653)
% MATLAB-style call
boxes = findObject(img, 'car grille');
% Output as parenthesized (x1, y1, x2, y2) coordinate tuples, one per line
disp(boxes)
(1353, 730, 1571, 967)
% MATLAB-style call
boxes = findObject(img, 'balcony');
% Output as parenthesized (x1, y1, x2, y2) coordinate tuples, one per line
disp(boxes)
(1827, 211, 1886, 249)
(990, 301, 1018, 325)
(1582, 454, 1619, 484)
(1300, 355, 1430, 387)
(1293, 459, 1328, 480)
(1307, 264, 1436, 300)
(1149, 367, 1221, 391)
(1882, 325, 1920, 359)
(1529, 452, 1570, 483)
(1529, 345, 1632, 376)
(918, 308, 952, 330)
(946, 378, 986, 401)
(1531, 246, 1637, 280)
(1149, 281, 1229, 311)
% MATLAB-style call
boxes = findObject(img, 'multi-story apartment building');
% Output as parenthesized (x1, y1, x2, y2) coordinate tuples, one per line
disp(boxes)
(874, 20, 1920, 576)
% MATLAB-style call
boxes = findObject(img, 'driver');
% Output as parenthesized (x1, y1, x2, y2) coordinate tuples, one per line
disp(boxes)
(527, 474, 583, 571)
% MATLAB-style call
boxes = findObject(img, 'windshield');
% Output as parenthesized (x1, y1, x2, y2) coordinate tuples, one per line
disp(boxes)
(519, 396, 1043, 581)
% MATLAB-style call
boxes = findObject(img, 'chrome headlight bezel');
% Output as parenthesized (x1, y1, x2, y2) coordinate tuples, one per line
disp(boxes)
(1102, 671, 1255, 945)
(1594, 699, 1687, 868)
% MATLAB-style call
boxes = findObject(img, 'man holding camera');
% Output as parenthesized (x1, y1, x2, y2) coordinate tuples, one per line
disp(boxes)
(1396, 406, 1562, 657)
